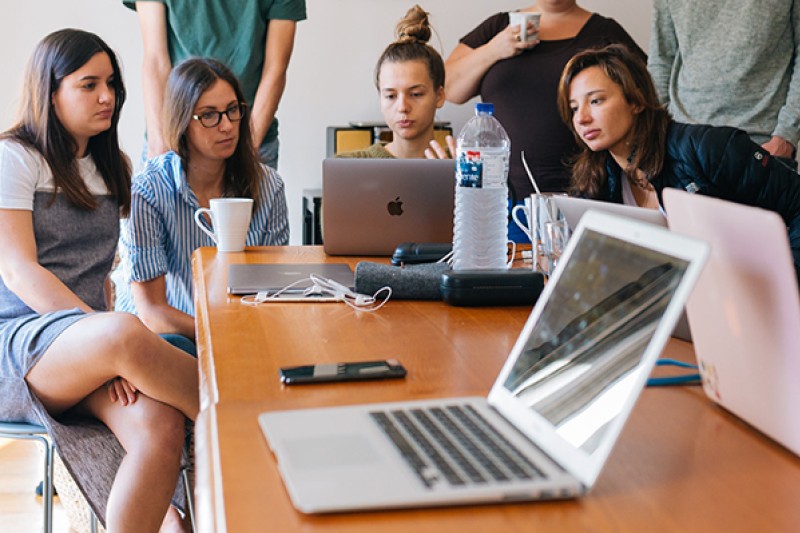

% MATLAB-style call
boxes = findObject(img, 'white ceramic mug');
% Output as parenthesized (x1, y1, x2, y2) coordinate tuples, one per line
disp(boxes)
(508, 11, 541, 43)
(194, 198, 253, 253)
(511, 196, 535, 243)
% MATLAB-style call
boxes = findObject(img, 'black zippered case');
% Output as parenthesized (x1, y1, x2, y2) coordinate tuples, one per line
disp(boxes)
(440, 269, 544, 307)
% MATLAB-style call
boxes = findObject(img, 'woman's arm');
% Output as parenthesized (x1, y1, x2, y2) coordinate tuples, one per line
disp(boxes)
(445, 26, 534, 104)
(256, 166, 290, 245)
(250, 18, 297, 149)
(135, 1, 172, 157)
(694, 125, 800, 280)
(0, 209, 91, 314)
(646, 0, 677, 105)
(130, 275, 195, 339)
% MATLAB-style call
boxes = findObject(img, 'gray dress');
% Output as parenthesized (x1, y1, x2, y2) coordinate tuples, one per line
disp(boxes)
(0, 191, 185, 526)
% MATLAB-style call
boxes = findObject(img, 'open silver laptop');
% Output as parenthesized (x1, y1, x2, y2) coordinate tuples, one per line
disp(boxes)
(322, 158, 455, 256)
(664, 189, 800, 456)
(258, 211, 709, 513)
(553, 196, 667, 231)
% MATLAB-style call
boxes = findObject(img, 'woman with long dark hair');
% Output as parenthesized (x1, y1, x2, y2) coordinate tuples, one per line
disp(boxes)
(116, 58, 289, 350)
(0, 29, 197, 532)
(557, 44, 800, 282)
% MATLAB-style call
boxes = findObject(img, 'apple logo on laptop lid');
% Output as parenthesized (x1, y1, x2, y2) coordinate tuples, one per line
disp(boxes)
(387, 196, 404, 216)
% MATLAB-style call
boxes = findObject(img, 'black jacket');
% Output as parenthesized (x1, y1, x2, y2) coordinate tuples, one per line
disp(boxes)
(597, 122, 800, 281)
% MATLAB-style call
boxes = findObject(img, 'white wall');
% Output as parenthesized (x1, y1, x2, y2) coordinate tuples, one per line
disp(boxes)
(0, 0, 653, 244)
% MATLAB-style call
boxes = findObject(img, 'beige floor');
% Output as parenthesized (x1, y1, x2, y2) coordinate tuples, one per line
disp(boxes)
(0, 437, 75, 533)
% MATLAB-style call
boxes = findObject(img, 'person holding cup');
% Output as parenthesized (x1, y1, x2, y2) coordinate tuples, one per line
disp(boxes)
(444, 1, 644, 242)
(117, 58, 289, 348)
(557, 44, 800, 285)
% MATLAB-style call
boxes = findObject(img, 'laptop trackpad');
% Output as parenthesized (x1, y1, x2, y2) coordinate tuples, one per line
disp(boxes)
(285, 434, 380, 470)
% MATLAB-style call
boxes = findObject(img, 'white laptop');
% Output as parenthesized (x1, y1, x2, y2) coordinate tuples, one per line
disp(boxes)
(552, 196, 667, 231)
(258, 210, 709, 513)
(322, 158, 455, 256)
(664, 189, 800, 456)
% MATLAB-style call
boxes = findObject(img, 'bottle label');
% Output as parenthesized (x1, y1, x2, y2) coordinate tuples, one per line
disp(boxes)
(481, 154, 506, 188)
(457, 150, 482, 187)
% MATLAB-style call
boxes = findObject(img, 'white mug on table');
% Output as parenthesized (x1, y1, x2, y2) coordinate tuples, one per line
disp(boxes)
(194, 198, 253, 253)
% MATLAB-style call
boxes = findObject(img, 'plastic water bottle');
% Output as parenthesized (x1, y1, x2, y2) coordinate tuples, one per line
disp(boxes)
(452, 102, 510, 270)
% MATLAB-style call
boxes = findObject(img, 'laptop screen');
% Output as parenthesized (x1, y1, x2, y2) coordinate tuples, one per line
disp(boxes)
(502, 229, 689, 454)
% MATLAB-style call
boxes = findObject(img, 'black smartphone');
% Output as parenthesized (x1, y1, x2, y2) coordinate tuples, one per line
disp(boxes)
(279, 359, 407, 384)
(391, 242, 452, 266)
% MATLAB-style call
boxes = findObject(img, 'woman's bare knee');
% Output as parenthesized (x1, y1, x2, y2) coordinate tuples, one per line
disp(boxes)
(92, 393, 187, 458)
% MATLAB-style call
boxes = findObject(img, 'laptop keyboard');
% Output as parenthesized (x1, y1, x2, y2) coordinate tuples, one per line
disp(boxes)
(370, 404, 546, 488)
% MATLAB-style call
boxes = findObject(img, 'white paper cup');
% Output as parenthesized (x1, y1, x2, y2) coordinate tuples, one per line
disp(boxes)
(194, 198, 253, 253)
(508, 11, 541, 42)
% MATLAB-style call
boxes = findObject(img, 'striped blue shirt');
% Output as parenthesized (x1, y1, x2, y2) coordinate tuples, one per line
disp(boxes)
(115, 151, 289, 316)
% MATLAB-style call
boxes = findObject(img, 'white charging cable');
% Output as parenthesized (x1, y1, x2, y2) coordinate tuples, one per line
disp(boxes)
(240, 274, 392, 312)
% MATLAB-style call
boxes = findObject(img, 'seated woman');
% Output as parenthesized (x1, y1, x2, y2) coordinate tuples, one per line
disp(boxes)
(116, 58, 289, 352)
(337, 4, 454, 159)
(556, 44, 800, 282)
(0, 29, 197, 532)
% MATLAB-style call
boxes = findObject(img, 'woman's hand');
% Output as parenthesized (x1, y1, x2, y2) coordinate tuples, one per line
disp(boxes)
(489, 20, 540, 60)
(425, 135, 456, 160)
(762, 136, 796, 159)
(106, 377, 139, 406)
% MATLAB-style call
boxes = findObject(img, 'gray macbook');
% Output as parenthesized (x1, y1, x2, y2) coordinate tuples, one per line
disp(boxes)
(227, 263, 354, 295)
(322, 158, 455, 256)
(259, 210, 709, 513)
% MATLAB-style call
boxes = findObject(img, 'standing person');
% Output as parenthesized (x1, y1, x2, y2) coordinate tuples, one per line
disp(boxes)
(124, 0, 306, 169)
(445, 1, 644, 242)
(557, 44, 800, 283)
(116, 58, 289, 352)
(648, 1, 800, 167)
(337, 4, 454, 160)
(0, 29, 198, 532)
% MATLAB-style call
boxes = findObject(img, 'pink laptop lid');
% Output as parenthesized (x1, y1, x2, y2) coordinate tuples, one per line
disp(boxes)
(664, 189, 800, 455)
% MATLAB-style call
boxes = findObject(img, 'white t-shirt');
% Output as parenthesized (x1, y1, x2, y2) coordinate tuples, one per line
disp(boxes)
(0, 139, 109, 210)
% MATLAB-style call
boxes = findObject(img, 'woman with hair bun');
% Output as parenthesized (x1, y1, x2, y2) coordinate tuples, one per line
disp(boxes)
(338, 4, 454, 159)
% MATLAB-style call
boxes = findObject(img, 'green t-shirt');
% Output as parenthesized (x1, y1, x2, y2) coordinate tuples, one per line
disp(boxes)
(124, 0, 306, 143)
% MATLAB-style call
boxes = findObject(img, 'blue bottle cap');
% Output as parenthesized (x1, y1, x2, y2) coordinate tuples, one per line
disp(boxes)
(475, 102, 494, 115)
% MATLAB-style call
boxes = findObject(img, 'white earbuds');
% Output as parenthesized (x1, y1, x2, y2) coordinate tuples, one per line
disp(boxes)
(240, 274, 391, 312)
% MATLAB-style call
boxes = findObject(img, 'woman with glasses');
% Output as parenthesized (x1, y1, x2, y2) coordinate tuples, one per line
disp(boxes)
(116, 58, 289, 351)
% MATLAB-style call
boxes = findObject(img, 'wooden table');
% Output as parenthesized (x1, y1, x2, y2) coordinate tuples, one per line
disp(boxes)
(192, 246, 800, 532)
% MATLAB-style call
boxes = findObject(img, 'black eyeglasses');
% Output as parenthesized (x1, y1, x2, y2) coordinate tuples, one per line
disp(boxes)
(191, 103, 246, 128)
